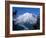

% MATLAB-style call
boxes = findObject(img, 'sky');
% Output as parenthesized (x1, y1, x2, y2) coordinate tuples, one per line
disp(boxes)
(13, 7, 40, 17)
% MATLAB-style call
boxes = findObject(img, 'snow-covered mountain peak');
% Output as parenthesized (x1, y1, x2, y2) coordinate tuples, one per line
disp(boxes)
(14, 12, 37, 24)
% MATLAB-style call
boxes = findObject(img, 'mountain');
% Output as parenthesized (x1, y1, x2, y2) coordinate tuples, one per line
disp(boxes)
(15, 12, 37, 24)
(13, 12, 38, 30)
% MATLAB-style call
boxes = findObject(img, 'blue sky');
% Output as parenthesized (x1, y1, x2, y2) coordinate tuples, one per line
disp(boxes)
(13, 7, 40, 17)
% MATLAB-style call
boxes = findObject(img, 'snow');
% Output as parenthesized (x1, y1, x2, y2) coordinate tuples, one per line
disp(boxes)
(14, 12, 37, 24)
